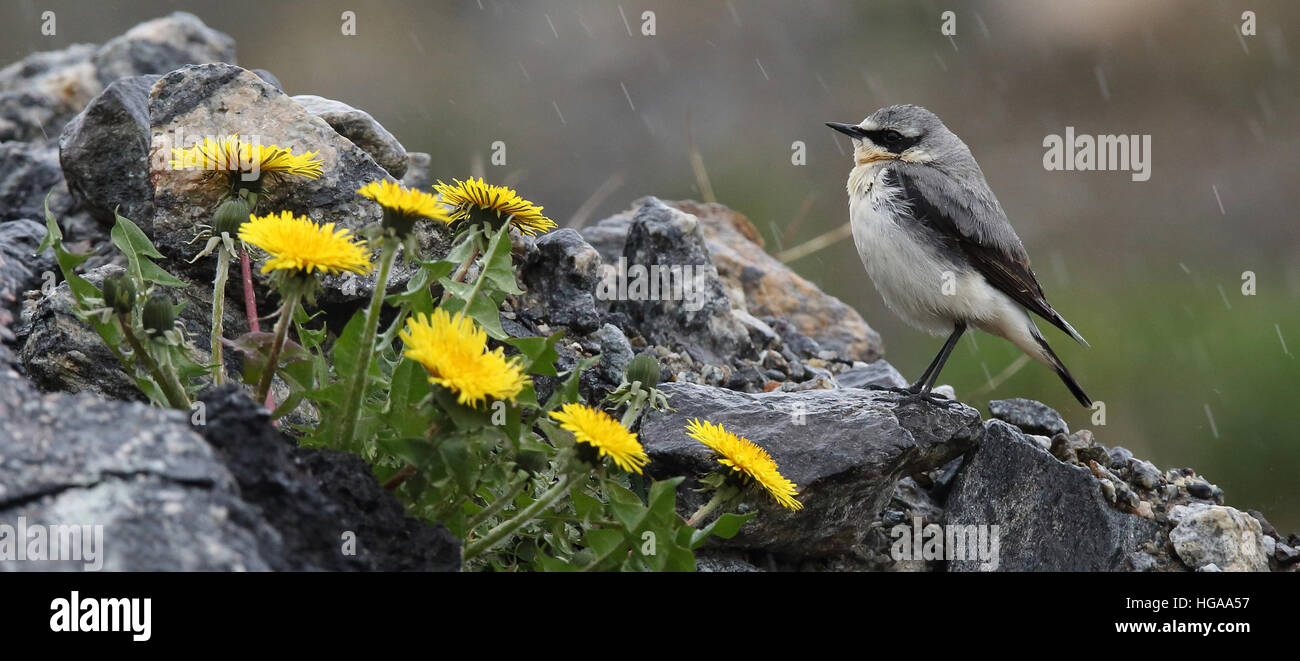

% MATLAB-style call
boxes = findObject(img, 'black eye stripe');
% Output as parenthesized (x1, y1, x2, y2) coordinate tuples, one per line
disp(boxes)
(861, 129, 921, 154)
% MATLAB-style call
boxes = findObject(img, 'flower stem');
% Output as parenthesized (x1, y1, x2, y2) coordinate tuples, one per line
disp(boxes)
(464, 472, 571, 560)
(254, 287, 302, 405)
(686, 490, 731, 528)
(464, 471, 530, 532)
(209, 244, 230, 386)
(119, 320, 190, 410)
(336, 236, 400, 450)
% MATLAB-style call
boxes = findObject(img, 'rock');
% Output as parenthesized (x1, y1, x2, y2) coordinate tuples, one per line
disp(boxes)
(195, 385, 460, 571)
(518, 228, 602, 333)
(1186, 480, 1213, 500)
(582, 198, 882, 361)
(147, 63, 435, 303)
(1130, 458, 1161, 490)
(91, 12, 236, 87)
(0, 370, 458, 570)
(608, 198, 753, 365)
(1275, 542, 1299, 565)
(587, 323, 633, 387)
(293, 95, 407, 178)
(988, 397, 1068, 437)
(695, 553, 762, 572)
(639, 382, 982, 557)
(0, 219, 50, 349)
(0, 141, 64, 222)
(0, 43, 101, 142)
(836, 359, 908, 390)
(1168, 503, 1270, 572)
(18, 264, 247, 400)
(945, 420, 1162, 571)
(401, 152, 432, 190)
(58, 75, 159, 227)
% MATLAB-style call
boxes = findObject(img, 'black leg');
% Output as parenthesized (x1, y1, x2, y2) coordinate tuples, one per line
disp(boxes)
(919, 321, 966, 395)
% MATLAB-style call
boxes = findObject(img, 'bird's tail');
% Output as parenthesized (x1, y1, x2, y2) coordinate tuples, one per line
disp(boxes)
(1034, 333, 1092, 407)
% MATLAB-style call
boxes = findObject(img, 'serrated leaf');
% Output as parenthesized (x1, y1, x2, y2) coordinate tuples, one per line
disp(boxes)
(110, 210, 185, 288)
(506, 332, 562, 377)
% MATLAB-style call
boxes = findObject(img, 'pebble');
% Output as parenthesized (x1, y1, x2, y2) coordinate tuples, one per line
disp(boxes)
(1186, 480, 1213, 499)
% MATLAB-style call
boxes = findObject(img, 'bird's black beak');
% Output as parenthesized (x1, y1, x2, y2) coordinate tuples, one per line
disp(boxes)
(826, 122, 867, 139)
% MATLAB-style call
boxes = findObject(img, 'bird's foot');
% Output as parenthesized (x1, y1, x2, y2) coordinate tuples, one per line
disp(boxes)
(864, 383, 923, 395)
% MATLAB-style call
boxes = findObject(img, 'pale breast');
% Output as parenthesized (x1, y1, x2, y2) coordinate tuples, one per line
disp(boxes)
(846, 164, 967, 335)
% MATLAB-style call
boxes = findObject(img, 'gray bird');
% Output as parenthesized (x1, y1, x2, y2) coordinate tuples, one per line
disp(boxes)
(827, 104, 1091, 407)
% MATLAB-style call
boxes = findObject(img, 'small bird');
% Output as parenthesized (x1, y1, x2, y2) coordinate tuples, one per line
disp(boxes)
(826, 104, 1091, 407)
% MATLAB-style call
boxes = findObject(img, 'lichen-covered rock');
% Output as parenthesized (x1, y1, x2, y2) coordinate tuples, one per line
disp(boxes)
(945, 420, 1163, 571)
(583, 198, 883, 362)
(1168, 503, 1271, 572)
(58, 75, 159, 227)
(293, 94, 407, 178)
(147, 63, 442, 303)
(91, 11, 236, 87)
(639, 382, 982, 557)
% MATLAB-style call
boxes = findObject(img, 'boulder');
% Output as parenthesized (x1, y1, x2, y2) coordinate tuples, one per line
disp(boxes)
(293, 95, 407, 178)
(1168, 503, 1271, 572)
(583, 198, 883, 362)
(58, 75, 159, 227)
(639, 382, 982, 557)
(91, 12, 236, 87)
(0, 43, 100, 142)
(945, 420, 1163, 571)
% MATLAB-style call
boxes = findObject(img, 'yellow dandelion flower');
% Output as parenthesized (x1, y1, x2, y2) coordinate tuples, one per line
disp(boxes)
(685, 418, 803, 511)
(357, 180, 453, 236)
(170, 135, 323, 180)
(400, 308, 528, 407)
(433, 177, 557, 236)
(238, 211, 372, 276)
(549, 403, 649, 474)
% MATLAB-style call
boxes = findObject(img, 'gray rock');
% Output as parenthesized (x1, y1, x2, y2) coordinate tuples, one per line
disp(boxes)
(0, 43, 101, 142)
(0, 141, 64, 222)
(0, 219, 50, 348)
(0, 373, 459, 571)
(293, 95, 407, 178)
(401, 152, 432, 190)
(835, 360, 908, 390)
(639, 382, 982, 557)
(587, 323, 633, 386)
(1168, 503, 1270, 572)
(91, 12, 236, 87)
(58, 75, 159, 227)
(518, 228, 602, 333)
(1130, 458, 1162, 490)
(695, 553, 762, 572)
(946, 420, 1162, 571)
(612, 198, 753, 364)
(988, 397, 1069, 437)
(147, 63, 436, 304)
(18, 264, 247, 399)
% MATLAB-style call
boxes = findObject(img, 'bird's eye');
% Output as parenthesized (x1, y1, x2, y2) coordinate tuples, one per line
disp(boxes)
(882, 129, 904, 144)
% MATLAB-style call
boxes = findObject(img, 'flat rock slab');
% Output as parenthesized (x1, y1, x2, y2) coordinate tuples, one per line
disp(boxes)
(639, 382, 982, 557)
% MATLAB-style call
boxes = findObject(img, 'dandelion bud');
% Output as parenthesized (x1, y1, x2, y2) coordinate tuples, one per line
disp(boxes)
(625, 353, 661, 388)
(101, 274, 135, 315)
(142, 293, 176, 337)
(212, 197, 253, 238)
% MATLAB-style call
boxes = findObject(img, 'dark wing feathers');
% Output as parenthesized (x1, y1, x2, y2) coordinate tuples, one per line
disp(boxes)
(891, 165, 1088, 346)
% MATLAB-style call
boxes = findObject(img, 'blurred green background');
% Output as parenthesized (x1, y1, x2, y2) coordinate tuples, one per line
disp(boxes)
(4, 0, 1297, 531)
